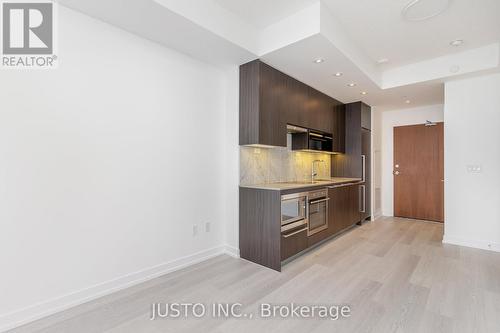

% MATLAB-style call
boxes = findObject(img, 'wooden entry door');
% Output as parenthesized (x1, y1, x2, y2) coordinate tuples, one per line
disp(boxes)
(394, 123, 444, 222)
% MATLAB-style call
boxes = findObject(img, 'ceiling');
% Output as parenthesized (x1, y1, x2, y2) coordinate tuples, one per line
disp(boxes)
(321, 0, 500, 70)
(213, 0, 317, 28)
(58, 0, 500, 111)
(261, 34, 444, 110)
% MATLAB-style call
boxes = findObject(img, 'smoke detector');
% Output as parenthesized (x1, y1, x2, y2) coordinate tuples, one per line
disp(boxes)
(402, 0, 451, 22)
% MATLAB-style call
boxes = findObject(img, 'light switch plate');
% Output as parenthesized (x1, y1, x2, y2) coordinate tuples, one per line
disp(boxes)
(466, 165, 482, 173)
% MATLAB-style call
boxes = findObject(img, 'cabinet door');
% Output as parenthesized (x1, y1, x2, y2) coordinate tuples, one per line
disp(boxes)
(281, 227, 308, 260)
(361, 102, 371, 130)
(304, 87, 319, 130)
(328, 186, 349, 235)
(318, 92, 334, 133)
(259, 63, 287, 147)
(285, 76, 306, 127)
(350, 185, 361, 225)
(333, 104, 345, 153)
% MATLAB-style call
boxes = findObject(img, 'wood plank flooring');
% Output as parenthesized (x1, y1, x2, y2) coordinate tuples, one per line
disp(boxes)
(9, 217, 500, 333)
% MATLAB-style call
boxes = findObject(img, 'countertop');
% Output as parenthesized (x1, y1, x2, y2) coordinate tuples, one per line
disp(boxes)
(239, 177, 362, 191)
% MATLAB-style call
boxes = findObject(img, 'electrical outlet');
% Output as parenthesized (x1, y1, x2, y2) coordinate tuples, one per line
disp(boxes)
(193, 224, 198, 236)
(205, 222, 211, 233)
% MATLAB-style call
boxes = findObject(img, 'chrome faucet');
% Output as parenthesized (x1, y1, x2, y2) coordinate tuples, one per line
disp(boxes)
(311, 159, 325, 182)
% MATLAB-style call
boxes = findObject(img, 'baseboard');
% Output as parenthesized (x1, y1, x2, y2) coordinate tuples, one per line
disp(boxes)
(223, 244, 240, 258)
(0, 245, 231, 332)
(443, 235, 500, 253)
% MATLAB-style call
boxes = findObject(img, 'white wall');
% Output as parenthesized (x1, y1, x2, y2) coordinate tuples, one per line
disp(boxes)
(443, 73, 500, 252)
(222, 66, 240, 255)
(380, 104, 444, 216)
(0, 6, 231, 330)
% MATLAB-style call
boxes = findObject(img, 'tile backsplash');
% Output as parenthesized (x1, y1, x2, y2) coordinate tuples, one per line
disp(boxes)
(240, 135, 331, 185)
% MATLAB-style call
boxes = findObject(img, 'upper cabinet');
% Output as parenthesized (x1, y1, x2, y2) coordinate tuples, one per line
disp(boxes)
(333, 104, 346, 154)
(239, 60, 343, 148)
(284, 75, 307, 129)
(240, 60, 287, 147)
(361, 102, 371, 130)
(332, 101, 371, 178)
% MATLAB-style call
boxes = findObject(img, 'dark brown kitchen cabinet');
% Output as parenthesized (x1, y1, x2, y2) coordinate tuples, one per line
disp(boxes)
(307, 228, 330, 247)
(332, 102, 363, 178)
(240, 60, 287, 147)
(259, 62, 288, 147)
(306, 88, 333, 133)
(285, 76, 307, 128)
(240, 59, 342, 147)
(239, 187, 282, 271)
(361, 102, 371, 130)
(321, 93, 338, 134)
(349, 185, 362, 225)
(328, 184, 360, 236)
(240, 182, 362, 272)
(281, 228, 308, 261)
(332, 101, 371, 221)
(360, 129, 371, 221)
(333, 104, 345, 153)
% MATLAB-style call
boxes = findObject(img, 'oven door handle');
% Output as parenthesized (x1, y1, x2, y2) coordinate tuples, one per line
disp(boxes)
(282, 227, 308, 238)
(309, 198, 330, 205)
(281, 219, 307, 233)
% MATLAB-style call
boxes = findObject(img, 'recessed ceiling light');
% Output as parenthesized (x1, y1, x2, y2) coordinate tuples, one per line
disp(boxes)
(334, 72, 343, 77)
(405, 100, 411, 104)
(450, 39, 464, 47)
(314, 58, 324, 64)
(347, 83, 356, 87)
(361, 91, 367, 95)
(402, 0, 451, 22)
(377, 58, 389, 64)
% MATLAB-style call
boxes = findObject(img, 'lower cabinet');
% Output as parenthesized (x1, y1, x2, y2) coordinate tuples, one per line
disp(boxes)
(307, 229, 330, 247)
(281, 227, 308, 261)
(240, 184, 362, 271)
(328, 184, 360, 236)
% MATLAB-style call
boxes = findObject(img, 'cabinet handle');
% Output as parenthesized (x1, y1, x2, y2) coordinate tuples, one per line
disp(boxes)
(282, 227, 308, 238)
(359, 186, 362, 212)
(362, 155, 366, 183)
(360, 185, 366, 213)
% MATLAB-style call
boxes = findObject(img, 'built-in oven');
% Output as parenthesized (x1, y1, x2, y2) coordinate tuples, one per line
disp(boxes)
(307, 189, 329, 236)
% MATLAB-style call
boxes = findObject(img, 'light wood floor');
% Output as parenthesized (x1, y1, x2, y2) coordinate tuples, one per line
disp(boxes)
(10, 217, 500, 333)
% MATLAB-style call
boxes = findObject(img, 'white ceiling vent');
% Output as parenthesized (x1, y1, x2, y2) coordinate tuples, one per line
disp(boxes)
(402, 0, 451, 22)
